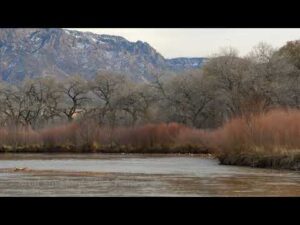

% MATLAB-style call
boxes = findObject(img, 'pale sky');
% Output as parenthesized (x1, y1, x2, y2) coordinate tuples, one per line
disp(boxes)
(68, 28, 300, 58)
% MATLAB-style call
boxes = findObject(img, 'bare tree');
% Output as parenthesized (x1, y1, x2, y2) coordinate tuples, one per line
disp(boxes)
(0, 83, 25, 126)
(88, 72, 126, 126)
(60, 76, 90, 121)
(202, 48, 251, 119)
(115, 82, 158, 126)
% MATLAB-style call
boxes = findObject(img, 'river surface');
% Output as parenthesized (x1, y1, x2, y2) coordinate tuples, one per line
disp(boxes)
(0, 153, 299, 196)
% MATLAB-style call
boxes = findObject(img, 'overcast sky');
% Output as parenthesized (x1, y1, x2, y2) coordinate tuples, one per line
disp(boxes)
(68, 28, 300, 58)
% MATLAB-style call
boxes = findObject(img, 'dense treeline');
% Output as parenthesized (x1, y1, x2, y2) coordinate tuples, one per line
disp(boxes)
(1, 41, 300, 130)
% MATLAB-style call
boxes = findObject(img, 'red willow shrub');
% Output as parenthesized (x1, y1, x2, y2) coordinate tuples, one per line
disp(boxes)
(1, 109, 300, 154)
(40, 123, 80, 146)
(0, 126, 40, 146)
(110, 122, 187, 147)
(214, 109, 300, 154)
(0, 122, 201, 149)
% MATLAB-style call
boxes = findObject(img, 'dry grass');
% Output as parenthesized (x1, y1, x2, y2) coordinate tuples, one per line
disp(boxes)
(0, 122, 209, 153)
(213, 109, 300, 170)
(215, 109, 300, 154)
(0, 109, 299, 170)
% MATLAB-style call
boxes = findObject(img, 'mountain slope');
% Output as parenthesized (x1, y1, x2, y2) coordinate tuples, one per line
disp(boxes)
(0, 28, 206, 82)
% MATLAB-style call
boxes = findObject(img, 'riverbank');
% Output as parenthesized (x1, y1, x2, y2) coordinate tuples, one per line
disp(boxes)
(0, 144, 299, 171)
(207, 109, 300, 171)
(1, 110, 300, 171)
(0, 144, 211, 154)
(217, 152, 300, 171)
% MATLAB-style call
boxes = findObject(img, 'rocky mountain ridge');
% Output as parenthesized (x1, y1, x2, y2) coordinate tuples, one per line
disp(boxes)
(0, 28, 206, 82)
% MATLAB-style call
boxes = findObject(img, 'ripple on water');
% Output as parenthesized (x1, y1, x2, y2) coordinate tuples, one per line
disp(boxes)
(0, 153, 299, 196)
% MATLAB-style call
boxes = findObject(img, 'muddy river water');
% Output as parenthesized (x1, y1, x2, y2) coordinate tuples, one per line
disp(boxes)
(0, 153, 299, 196)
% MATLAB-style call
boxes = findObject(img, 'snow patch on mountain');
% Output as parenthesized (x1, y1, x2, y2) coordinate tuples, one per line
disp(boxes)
(0, 28, 206, 83)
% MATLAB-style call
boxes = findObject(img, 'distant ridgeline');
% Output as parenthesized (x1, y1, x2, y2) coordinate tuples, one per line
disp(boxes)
(0, 28, 207, 83)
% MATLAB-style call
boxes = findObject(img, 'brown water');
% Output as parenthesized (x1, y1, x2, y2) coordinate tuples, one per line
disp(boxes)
(0, 153, 299, 196)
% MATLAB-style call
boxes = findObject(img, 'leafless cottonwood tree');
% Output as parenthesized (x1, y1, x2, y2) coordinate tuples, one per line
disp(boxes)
(0, 83, 25, 126)
(60, 76, 90, 121)
(88, 72, 126, 126)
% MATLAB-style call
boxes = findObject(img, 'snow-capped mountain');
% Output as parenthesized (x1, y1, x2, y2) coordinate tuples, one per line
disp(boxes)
(0, 28, 206, 82)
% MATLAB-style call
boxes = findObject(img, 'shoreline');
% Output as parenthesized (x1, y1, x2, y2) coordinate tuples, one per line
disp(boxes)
(217, 152, 300, 171)
(0, 144, 211, 154)
(1, 145, 299, 171)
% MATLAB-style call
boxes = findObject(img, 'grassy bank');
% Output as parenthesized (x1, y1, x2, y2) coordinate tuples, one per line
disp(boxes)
(1, 109, 300, 171)
(0, 123, 211, 154)
(213, 109, 300, 171)
(0, 143, 210, 154)
(218, 152, 300, 170)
